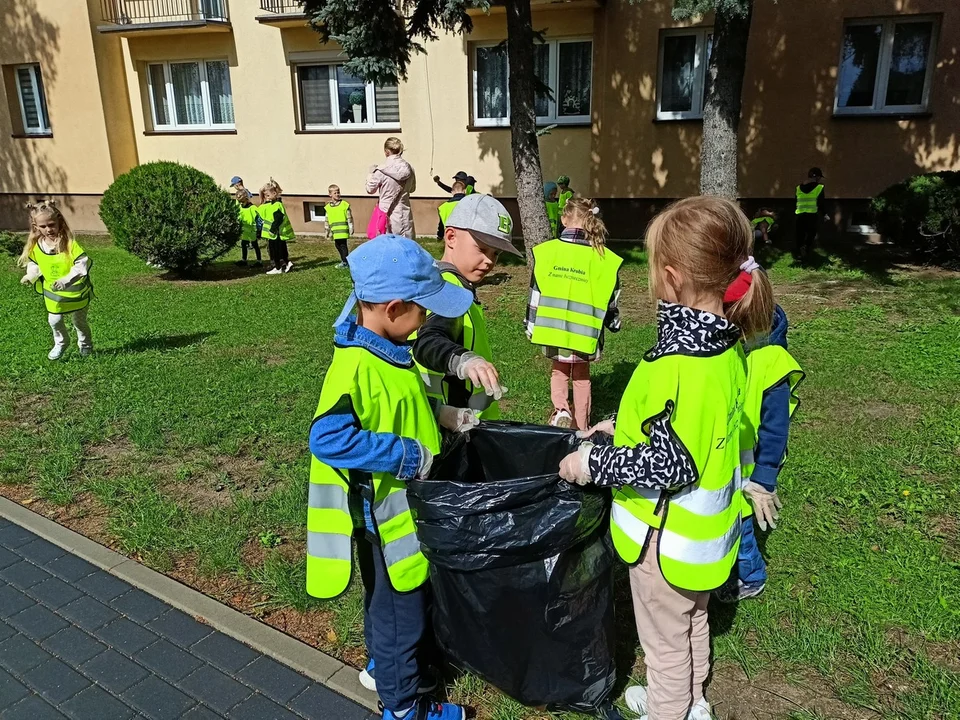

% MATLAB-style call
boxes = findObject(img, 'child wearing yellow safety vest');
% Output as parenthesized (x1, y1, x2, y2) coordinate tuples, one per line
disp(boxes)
(258, 179, 295, 275)
(543, 182, 560, 238)
(751, 207, 776, 245)
(526, 197, 622, 431)
(325, 184, 354, 269)
(235, 189, 262, 267)
(716, 304, 804, 603)
(436, 180, 467, 239)
(307, 235, 479, 720)
(795, 167, 826, 259)
(559, 197, 775, 720)
(18, 203, 93, 361)
(557, 175, 574, 213)
(412, 194, 520, 420)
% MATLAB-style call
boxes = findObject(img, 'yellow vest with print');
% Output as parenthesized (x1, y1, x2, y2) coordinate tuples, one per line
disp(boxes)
(305, 345, 440, 599)
(531, 240, 621, 355)
(740, 344, 804, 518)
(30, 239, 92, 315)
(237, 202, 259, 242)
(610, 346, 746, 592)
(413, 272, 500, 420)
(325, 201, 351, 241)
(795, 184, 823, 214)
(258, 200, 296, 241)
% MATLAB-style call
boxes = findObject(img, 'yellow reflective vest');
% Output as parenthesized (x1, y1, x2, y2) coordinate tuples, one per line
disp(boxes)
(258, 200, 295, 241)
(530, 239, 621, 355)
(414, 272, 500, 420)
(795, 184, 824, 214)
(30, 239, 92, 315)
(740, 344, 804, 518)
(325, 201, 351, 241)
(558, 189, 573, 212)
(437, 200, 460, 230)
(237, 202, 259, 242)
(610, 344, 746, 591)
(546, 201, 560, 238)
(306, 345, 440, 600)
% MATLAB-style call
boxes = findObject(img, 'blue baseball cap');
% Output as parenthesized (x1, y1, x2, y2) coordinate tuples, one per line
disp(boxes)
(333, 235, 473, 327)
(229, 176, 243, 186)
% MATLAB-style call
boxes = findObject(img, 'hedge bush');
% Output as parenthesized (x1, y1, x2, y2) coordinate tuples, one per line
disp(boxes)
(99, 161, 240, 274)
(871, 171, 960, 263)
(0, 231, 25, 258)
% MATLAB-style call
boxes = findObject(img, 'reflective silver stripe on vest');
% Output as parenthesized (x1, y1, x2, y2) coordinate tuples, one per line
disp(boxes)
(612, 502, 653, 545)
(382, 531, 422, 567)
(373, 489, 410, 524)
(533, 315, 601, 340)
(538, 295, 606, 320)
(740, 448, 755, 467)
(307, 531, 352, 561)
(670, 480, 735, 517)
(658, 517, 741, 565)
(467, 391, 494, 411)
(43, 289, 87, 304)
(308, 482, 349, 511)
(420, 370, 445, 396)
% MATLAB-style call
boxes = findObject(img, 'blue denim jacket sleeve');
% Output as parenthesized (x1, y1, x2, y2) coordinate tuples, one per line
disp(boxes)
(309, 410, 422, 481)
(752, 381, 791, 489)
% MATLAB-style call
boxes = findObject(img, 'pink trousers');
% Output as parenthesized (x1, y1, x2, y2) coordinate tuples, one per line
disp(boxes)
(630, 532, 711, 719)
(550, 360, 591, 430)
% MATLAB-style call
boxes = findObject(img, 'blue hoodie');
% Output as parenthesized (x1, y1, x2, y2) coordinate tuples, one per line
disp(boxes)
(750, 304, 792, 490)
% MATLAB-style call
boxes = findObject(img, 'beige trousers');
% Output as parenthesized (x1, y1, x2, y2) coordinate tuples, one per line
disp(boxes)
(630, 531, 711, 720)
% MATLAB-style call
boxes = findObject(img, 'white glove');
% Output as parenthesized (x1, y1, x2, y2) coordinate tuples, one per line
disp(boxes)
(743, 480, 783, 531)
(577, 419, 615, 439)
(437, 405, 480, 433)
(559, 443, 594, 485)
(415, 441, 434, 479)
(20, 275, 33, 286)
(454, 352, 506, 400)
(52, 278, 68, 291)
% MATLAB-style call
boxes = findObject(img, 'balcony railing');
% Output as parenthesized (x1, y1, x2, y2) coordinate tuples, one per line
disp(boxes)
(259, 0, 304, 13)
(100, 0, 230, 26)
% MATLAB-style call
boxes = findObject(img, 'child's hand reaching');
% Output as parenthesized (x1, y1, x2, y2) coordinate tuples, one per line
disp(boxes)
(20, 275, 33, 286)
(577, 419, 615, 439)
(52, 278, 69, 291)
(437, 406, 480, 433)
(559, 443, 594, 485)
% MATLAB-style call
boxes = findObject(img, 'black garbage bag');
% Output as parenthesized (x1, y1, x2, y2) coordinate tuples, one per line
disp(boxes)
(407, 421, 617, 714)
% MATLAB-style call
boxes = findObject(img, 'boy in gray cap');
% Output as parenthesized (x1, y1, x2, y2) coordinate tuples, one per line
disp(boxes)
(413, 193, 520, 420)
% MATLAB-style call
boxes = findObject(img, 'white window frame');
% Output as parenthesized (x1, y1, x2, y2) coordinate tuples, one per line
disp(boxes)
(656, 27, 712, 121)
(471, 38, 593, 128)
(834, 16, 939, 116)
(146, 59, 235, 132)
(294, 62, 400, 132)
(309, 203, 328, 223)
(15, 64, 51, 135)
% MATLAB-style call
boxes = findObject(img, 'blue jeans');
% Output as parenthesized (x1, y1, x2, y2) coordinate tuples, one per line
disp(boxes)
(356, 534, 429, 713)
(737, 517, 767, 587)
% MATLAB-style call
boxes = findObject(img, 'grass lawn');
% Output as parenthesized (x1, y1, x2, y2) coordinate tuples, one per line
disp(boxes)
(1, 236, 959, 720)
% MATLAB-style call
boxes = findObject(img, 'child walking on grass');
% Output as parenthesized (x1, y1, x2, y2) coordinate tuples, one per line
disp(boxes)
(560, 196, 774, 720)
(235, 189, 262, 266)
(18, 202, 93, 361)
(258, 179, 295, 275)
(527, 197, 622, 430)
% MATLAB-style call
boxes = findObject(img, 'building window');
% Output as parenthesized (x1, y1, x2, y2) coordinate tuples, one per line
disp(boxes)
(835, 17, 938, 115)
(146, 60, 234, 131)
(657, 28, 712, 120)
(295, 64, 400, 130)
(14, 64, 51, 135)
(472, 39, 593, 127)
(309, 203, 328, 223)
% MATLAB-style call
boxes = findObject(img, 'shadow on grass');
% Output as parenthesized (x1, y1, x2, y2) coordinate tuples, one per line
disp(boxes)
(115, 332, 215, 354)
(592, 362, 640, 419)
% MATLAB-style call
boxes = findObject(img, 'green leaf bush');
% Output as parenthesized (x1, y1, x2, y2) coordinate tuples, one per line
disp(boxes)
(871, 171, 960, 264)
(99, 161, 240, 274)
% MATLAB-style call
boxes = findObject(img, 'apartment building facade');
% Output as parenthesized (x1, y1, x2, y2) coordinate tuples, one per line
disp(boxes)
(1, 0, 957, 239)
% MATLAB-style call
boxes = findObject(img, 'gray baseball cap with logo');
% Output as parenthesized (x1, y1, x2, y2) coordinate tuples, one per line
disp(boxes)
(445, 193, 522, 256)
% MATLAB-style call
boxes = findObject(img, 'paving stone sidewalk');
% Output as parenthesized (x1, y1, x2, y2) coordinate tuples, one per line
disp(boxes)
(0, 518, 376, 719)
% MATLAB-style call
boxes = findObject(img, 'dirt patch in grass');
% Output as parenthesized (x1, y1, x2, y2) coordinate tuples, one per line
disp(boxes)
(0, 485, 121, 552)
(0, 392, 51, 432)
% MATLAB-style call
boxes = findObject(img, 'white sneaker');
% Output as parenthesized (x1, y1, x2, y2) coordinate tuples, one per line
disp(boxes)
(283, 261, 293, 273)
(550, 409, 573, 428)
(48, 345, 65, 361)
(626, 685, 711, 719)
(266, 267, 283, 275)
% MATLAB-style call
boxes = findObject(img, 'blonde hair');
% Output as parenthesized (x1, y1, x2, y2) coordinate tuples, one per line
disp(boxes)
(645, 196, 773, 340)
(19, 202, 73, 267)
(384, 137, 404, 155)
(328, 184, 340, 193)
(561, 196, 607, 255)
(260, 178, 282, 203)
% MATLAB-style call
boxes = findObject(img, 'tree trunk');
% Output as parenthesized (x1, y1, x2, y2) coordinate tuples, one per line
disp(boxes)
(504, 0, 550, 260)
(700, 0, 753, 198)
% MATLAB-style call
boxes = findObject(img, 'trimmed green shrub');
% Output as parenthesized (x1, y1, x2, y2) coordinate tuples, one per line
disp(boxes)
(871, 171, 960, 263)
(99, 161, 240, 274)
(0, 231, 25, 258)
